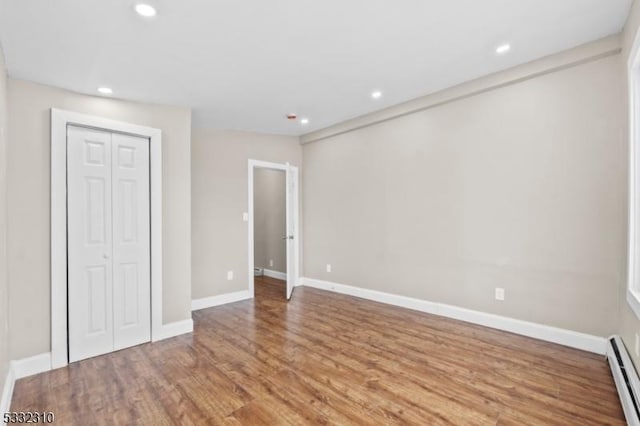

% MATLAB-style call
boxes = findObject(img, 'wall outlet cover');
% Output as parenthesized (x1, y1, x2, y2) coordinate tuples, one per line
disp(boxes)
(495, 288, 505, 301)
(227, 270, 234, 280)
(326, 264, 332, 273)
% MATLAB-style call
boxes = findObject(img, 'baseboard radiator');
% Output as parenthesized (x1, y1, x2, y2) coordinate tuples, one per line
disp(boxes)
(608, 335, 640, 425)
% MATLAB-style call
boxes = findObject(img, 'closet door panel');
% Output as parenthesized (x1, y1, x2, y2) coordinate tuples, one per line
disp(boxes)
(67, 126, 114, 362)
(112, 133, 151, 350)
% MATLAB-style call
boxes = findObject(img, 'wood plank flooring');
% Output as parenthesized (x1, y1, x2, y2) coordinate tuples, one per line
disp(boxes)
(11, 276, 624, 425)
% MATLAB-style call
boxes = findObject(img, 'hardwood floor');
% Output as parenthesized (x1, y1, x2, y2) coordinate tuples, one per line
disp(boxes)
(12, 276, 624, 425)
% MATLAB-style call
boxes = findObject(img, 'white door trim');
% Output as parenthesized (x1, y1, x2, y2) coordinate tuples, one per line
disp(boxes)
(628, 22, 640, 320)
(51, 109, 163, 369)
(247, 159, 300, 298)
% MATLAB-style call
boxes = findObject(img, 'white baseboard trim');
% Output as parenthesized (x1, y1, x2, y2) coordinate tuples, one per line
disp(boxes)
(155, 319, 194, 341)
(192, 290, 251, 311)
(300, 277, 607, 354)
(0, 352, 53, 413)
(0, 365, 15, 413)
(263, 269, 287, 281)
(11, 353, 52, 380)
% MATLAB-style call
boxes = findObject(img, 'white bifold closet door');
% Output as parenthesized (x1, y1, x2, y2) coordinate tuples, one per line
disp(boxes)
(67, 125, 151, 363)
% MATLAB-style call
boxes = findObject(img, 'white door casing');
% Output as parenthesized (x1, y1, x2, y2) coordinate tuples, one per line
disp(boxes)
(66, 126, 151, 363)
(51, 109, 163, 369)
(248, 159, 300, 299)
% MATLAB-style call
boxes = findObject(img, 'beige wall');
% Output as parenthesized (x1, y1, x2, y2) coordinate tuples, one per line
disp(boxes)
(619, 0, 640, 368)
(254, 168, 286, 273)
(7, 79, 192, 360)
(0, 47, 9, 396)
(302, 51, 625, 337)
(191, 128, 300, 299)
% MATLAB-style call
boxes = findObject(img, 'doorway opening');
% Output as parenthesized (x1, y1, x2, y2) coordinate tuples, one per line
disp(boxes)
(253, 168, 287, 299)
(247, 160, 299, 301)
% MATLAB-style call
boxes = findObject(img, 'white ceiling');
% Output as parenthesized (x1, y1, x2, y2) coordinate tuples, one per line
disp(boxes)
(0, 0, 633, 135)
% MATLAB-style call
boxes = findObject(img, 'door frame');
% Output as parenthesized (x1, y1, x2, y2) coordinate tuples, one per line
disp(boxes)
(247, 159, 300, 297)
(50, 109, 163, 369)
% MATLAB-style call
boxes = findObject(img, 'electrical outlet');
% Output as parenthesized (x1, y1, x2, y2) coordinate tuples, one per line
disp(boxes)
(495, 288, 505, 301)
(242, 212, 248, 222)
(227, 270, 234, 280)
(635, 333, 639, 357)
(269, 259, 274, 267)
(326, 264, 332, 273)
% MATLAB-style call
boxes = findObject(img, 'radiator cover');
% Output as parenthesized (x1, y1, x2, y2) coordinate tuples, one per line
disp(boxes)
(608, 335, 640, 425)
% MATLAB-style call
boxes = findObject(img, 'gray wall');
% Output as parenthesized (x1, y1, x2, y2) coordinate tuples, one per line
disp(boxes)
(191, 128, 301, 300)
(7, 79, 192, 360)
(619, 0, 640, 368)
(254, 169, 286, 273)
(0, 46, 9, 399)
(302, 48, 625, 337)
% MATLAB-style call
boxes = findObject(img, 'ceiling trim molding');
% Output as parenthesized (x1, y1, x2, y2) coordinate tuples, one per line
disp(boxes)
(299, 34, 622, 145)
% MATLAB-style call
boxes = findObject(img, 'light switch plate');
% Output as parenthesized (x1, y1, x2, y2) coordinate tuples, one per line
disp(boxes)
(495, 288, 505, 301)
(242, 212, 248, 222)
(227, 270, 234, 280)
(326, 264, 332, 273)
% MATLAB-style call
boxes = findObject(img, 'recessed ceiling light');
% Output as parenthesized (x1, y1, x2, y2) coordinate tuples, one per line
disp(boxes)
(300, 118, 309, 125)
(135, 3, 157, 17)
(495, 44, 511, 54)
(97, 87, 113, 95)
(371, 91, 382, 99)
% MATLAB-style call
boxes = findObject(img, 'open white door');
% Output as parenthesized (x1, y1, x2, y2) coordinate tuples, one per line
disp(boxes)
(285, 164, 299, 300)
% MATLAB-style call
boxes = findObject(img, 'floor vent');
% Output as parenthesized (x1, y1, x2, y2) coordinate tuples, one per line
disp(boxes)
(254, 267, 264, 276)
(608, 335, 640, 425)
